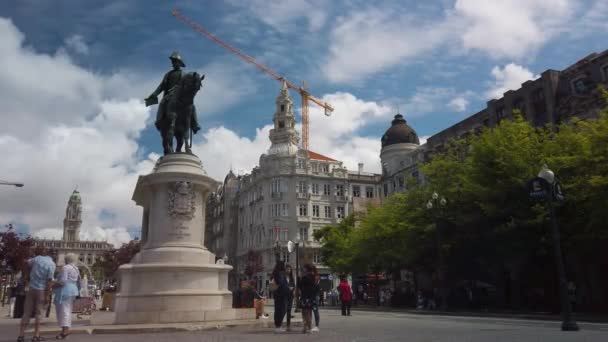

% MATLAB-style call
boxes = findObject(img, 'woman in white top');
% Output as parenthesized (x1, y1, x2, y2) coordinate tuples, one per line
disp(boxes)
(53, 253, 80, 339)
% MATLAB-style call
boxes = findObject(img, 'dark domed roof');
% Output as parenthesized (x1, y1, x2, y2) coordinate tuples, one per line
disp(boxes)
(381, 114, 420, 147)
(224, 170, 236, 184)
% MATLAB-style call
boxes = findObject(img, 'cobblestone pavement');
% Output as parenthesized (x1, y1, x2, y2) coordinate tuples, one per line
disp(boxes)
(1, 308, 607, 342)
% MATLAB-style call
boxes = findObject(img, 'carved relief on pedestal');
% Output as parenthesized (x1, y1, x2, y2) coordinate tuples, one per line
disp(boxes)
(168, 181, 196, 221)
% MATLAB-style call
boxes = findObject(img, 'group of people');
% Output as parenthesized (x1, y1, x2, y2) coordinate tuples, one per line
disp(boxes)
(270, 261, 322, 334)
(270, 261, 355, 334)
(15, 250, 82, 342)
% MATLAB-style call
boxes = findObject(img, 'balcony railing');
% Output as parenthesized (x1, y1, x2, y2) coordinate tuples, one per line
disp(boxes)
(296, 192, 311, 199)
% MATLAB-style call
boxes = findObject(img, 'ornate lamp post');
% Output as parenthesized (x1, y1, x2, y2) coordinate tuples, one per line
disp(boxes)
(529, 165, 579, 331)
(426, 191, 448, 311)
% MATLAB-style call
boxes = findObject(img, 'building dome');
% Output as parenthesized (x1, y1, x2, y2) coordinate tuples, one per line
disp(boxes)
(381, 114, 420, 147)
(224, 170, 236, 184)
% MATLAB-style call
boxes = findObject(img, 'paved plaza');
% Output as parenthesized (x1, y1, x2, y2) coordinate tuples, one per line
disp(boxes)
(2, 308, 607, 342)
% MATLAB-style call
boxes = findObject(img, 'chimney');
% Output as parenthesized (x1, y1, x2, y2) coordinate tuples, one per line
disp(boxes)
(358, 163, 364, 174)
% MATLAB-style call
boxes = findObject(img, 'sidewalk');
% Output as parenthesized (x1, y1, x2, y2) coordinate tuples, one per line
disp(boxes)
(321, 304, 608, 323)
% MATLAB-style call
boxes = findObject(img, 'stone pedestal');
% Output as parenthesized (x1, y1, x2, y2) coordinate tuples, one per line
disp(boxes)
(114, 153, 252, 324)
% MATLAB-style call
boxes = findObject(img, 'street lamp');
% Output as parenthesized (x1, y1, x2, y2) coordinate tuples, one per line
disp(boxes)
(529, 165, 579, 331)
(426, 191, 448, 311)
(0, 181, 24, 187)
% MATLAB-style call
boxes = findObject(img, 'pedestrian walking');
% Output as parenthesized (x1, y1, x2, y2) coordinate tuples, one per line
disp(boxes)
(52, 253, 81, 339)
(338, 275, 352, 316)
(298, 264, 316, 334)
(270, 260, 290, 333)
(311, 268, 321, 332)
(285, 265, 296, 331)
(16, 249, 56, 342)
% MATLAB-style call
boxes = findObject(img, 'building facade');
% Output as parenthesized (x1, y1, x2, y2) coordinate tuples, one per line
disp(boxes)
(428, 49, 608, 151)
(206, 82, 382, 291)
(34, 190, 112, 266)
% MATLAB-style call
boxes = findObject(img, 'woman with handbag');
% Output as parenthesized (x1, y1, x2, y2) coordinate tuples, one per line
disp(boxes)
(270, 260, 289, 333)
(52, 253, 80, 339)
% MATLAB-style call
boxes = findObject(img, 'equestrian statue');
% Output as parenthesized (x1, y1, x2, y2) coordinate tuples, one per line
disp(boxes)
(145, 51, 203, 155)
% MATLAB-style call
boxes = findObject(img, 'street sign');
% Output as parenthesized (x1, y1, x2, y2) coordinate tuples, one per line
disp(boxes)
(528, 177, 549, 200)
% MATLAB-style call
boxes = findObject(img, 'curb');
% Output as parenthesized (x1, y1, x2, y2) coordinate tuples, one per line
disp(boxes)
(29, 318, 303, 335)
(320, 306, 608, 323)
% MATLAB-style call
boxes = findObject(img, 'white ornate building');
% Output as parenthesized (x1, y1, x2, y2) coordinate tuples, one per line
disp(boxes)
(206, 82, 380, 291)
(34, 190, 112, 266)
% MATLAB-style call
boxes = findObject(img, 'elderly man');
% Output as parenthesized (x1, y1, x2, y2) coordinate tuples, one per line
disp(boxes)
(16, 250, 56, 342)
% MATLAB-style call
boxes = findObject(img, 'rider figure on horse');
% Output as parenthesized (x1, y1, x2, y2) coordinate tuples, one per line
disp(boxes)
(145, 51, 201, 155)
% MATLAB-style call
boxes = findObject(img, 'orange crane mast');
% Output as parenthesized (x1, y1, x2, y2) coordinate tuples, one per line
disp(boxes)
(172, 8, 333, 151)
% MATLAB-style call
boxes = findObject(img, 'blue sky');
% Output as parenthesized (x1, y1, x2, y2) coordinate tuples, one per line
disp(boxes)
(0, 0, 606, 244)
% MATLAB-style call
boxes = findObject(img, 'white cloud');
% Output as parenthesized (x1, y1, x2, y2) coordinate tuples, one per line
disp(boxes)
(64, 34, 89, 55)
(448, 97, 469, 112)
(0, 17, 163, 247)
(400, 88, 475, 115)
(419, 135, 430, 145)
(486, 63, 540, 99)
(227, 0, 328, 32)
(322, 1, 579, 83)
(323, 8, 453, 83)
(454, 0, 573, 59)
(192, 61, 258, 117)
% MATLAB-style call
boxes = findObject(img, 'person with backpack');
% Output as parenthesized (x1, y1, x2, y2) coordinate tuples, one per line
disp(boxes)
(338, 275, 352, 316)
(270, 260, 289, 333)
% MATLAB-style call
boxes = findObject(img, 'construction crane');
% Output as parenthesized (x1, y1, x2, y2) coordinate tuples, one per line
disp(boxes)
(172, 8, 333, 151)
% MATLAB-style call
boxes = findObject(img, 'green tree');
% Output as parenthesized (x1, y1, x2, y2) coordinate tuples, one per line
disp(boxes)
(93, 240, 140, 281)
(313, 214, 358, 275)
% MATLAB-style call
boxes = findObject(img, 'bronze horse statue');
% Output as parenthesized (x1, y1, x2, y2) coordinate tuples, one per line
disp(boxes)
(155, 72, 204, 155)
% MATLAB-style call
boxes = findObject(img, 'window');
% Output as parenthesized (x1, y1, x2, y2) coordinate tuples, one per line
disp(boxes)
(336, 184, 344, 196)
(281, 203, 288, 216)
(312, 205, 320, 217)
(297, 181, 307, 193)
(398, 176, 404, 188)
(299, 227, 309, 241)
(278, 120, 285, 128)
(313, 252, 322, 264)
(513, 98, 525, 117)
(323, 184, 331, 196)
(280, 104, 285, 112)
(312, 183, 319, 195)
(365, 186, 374, 198)
(299, 203, 308, 216)
(572, 77, 588, 94)
(311, 163, 318, 172)
(352, 185, 361, 197)
(298, 159, 305, 169)
(336, 206, 345, 219)
(271, 178, 281, 194)
(496, 106, 506, 120)
(324, 206, 332, 218)
(383, 183, 388, 197)
(321, 164, 329, 173)
(483, 119, 490, 127)
(281, 229, 288, 241)
(282, 250, 290, 263)
(532, 89, 545, 102)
